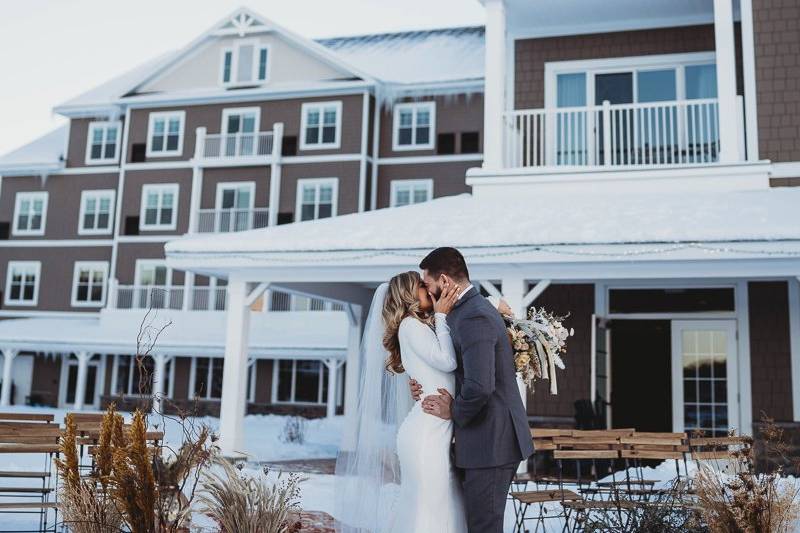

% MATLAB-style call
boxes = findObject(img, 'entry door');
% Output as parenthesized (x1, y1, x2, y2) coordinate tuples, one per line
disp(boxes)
(134, 262, 172, 309)
(223, 109, 259, 156)
(216, 183, 254, 232)
(671, 320, 738, 436)
(595, 72, 634, 165)
(591, 315, 612, 428)
(62, 354, 101, 408)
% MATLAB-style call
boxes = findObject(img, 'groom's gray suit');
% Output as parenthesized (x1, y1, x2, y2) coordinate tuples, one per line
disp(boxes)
(447, 286, 535, 533)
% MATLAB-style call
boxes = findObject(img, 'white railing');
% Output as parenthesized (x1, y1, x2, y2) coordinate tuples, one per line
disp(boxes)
(114, 285, 185, 310)
(196, 208, 269, 233)
(201, 132, 274, 159)
(503, 98, 724, 169)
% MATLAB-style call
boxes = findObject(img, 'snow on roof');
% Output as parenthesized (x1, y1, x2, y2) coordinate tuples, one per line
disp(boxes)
(0, 310, 348, 357)
(166, 188, 800, 259)
(0, 125, 67, 173)
(317, 26, 484, 86)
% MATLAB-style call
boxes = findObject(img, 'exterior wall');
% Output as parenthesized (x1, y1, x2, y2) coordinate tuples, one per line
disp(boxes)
(0, 246, 112, 312)
(114, 242, 183, 285)
(0, 173, 118, 240)
(749, 281, 794, 421)
(526, 283, 594, 421)
(771, 177, 800, 187)
(66, 117, 124, 169)
(200, 166, 271, 209)
(279, 161, 361, 219)
(120, 168, 193, 236)
(753, 0, 800, 163)
(378, 93, 484, 157)
(375, 161, 477, 209)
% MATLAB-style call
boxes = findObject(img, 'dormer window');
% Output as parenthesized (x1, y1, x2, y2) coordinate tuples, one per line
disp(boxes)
(221, 41, 269, 86)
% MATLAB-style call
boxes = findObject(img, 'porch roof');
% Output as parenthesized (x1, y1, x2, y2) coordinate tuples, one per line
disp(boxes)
(0, 310, 349, 359)
(165, 187, 800, 281)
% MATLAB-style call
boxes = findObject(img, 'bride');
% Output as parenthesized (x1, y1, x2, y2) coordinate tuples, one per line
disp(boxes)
(334, 271, 466, 532)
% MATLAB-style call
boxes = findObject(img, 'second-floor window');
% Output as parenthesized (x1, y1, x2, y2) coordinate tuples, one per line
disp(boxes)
(390, 179, 433, 207)
(140, 184, 179, 231)
(221, 42, 269, 86)
(296, 178, 337, 222)
(71, 261, 108, 307)
(79, 190, 115, 235)
(12, 192, 48, 236)
(393, 102, 436, 151)
(146, 111, 185, 157)
(300, 102, 342, 150)
(85, 121, 121, 164)
(5, 261, 40, 306)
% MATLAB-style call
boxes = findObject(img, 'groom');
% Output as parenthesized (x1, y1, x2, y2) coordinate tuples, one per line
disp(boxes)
(412, 247, 534, 533)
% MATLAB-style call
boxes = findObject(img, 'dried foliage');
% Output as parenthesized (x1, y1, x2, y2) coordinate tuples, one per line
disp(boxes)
(694, 418, 800, 533)
(197, 458, 301, 533)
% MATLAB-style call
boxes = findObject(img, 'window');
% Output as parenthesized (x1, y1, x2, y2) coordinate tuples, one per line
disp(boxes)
(274, 359, 329, 404)
(215, 182, 255, 232)
(78, 190, 115, 235)
(296, 178, 337, 222)
(71, 261, 109, 307)
(390, 179, 433, 207)
(393, 102, 436, 151)
(140, 184, 179, 231)
(12, 192, 48, 236)
(113, 355, 172, 397)
(221, 42, 270, 85)
(221, 107, 260, 156)
(5, 261, 40, 306)
(85, 121, 121, 164)
(146, 111, 185, 157)
(300, 101, 342, 150)
(191, 357, 224, 400)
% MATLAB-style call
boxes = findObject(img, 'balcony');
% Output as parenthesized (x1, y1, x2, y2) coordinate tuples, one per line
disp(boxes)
(196, 130, 278, 166)
(502, 98, 740, 170)
(196, 208, 269, 233)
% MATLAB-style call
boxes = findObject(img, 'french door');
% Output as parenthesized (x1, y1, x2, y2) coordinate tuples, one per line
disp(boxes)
(671, 320, 739, 436)
(215, 182, 255, 232)
(222, 108, 259, 156)
(61, 354, 102, 408)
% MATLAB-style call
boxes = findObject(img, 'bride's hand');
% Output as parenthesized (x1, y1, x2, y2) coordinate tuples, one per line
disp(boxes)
(431, 280, 459, 315)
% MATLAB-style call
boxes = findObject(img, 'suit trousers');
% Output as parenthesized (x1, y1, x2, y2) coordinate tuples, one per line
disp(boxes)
(460, 462, 517, 533)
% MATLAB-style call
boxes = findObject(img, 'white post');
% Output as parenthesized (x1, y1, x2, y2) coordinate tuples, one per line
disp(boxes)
(73, 351, 91, 411)
(482, 0, 507, 169)
(188, 127, 206, 234)
(602, 100, 612, 166)
(789, 278, 800, 421)
(268, 122, 284, 227)
(107, 278, 119, 309)
(219, 279, 253, 457)
(152, 353, 167, 414)
(713, 0, 743, 163)
(0, 349, 17, 407)
(739, 0, 759, 161)
(343, 304, 362, 417)
(182, 273, 194, 311)
(501, 276, 529, 406)
(324, 358, 341, 419)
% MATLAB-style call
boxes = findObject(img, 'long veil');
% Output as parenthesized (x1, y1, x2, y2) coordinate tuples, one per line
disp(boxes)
(334, 282, 414, 532)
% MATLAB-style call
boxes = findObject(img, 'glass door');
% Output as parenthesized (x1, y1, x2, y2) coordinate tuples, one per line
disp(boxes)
(216, 183, 254, 232)
(595, 72, 634, 165)
(671, 320, 738, 436)
(591, 315, 612, 428)
(63, 354, 101, 408)
(223, 109, 259, 156)
(135, 262, 172, 309)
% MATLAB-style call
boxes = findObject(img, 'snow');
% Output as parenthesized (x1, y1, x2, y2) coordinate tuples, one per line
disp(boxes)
(0, 125, 67, 172)
(166, 188, 800, 258)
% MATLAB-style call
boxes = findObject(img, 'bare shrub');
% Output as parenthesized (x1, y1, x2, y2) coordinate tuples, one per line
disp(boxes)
(280, 416, 306, 445)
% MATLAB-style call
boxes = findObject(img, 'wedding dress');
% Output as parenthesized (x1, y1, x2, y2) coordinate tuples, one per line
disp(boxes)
(388, 313, 467, 533)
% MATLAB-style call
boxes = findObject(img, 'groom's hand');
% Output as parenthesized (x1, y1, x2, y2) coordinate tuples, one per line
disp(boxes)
(422, 389, 453, 420)
(409, 378, 423, 401)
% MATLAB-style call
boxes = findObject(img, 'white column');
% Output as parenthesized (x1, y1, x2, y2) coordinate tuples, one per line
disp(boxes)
(188, 127, 205, 234)
(106, 278, 119, 309)
(343, 304, 362, 417)
(219, 279, 253, 457)
(324, 358, 342, 419)
(713, 0, 743, 163)
(501, 276, 529, 407)
(268, 122, 284, 227)
(483, 0, 507, 169)
(0, 349, 17, 407)
(73, 351, 91, 411)
(789, 278, 800, 421)
(152, 353, 168, 414)
(739, 0, 759, 161)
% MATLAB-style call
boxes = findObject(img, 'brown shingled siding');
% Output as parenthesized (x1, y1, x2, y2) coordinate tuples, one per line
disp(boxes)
(753, 0, 800, 163)
(749, 281, 794, 421)
(375, 160, 477, 209)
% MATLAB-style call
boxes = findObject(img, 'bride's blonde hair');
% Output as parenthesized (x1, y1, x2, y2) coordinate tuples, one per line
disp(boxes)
(382, 271, 429, 374)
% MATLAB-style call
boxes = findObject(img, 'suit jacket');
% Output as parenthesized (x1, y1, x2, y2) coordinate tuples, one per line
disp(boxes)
(448, 286, 535, 469)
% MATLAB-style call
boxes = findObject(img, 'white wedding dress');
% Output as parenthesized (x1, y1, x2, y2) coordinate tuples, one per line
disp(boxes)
(388, 313, 467, 533)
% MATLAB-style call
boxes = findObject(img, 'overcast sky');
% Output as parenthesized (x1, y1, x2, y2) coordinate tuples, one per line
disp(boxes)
(0, 0, 485, 156)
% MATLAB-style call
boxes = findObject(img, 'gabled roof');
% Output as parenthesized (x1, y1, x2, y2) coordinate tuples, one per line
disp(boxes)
(0, 125, 67, 175)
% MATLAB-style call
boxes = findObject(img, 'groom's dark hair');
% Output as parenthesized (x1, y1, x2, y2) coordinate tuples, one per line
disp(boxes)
(419, 247, 469, 281)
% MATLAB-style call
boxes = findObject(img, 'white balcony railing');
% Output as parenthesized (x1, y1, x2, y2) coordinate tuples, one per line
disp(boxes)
(503, 98, 725, 169)
(196, 208, 269, 233)
(201, 132, 274, 159)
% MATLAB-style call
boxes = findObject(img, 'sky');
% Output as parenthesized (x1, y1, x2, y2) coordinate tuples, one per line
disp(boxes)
(0, 0, 485, 156)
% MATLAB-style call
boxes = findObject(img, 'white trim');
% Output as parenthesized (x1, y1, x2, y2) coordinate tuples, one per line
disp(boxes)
(295, 177, 339, 222)
(735, 280, 753, 437)
(12, 192, 48, 237)
(4, 261, 41, 306)
(790, 278, 800, 421)
(116, 235, 177, 244)
(739, 0, 759, 161)
(389, 178, 433, 207)
(139, 183, 180, 231)
(221, 106, 261, 134)
(122, 161, 192, 171)
(218, 41, 269, 87)
(770, 162, 800, 179)
(77, 189, 116, 236)
(282, 153, 363, 164)
(358, 91, 369, 212)
(70, 261, 109, 308)
(84, 121, 122, 165)
(56, 166, 121, 174)
(110, 105, 132, 286)
(0, 310, 100, 318)
(377, 153, 483, 165)
(392, 101, 436, 151)
(145, 111, 186, 158)
(300, 101, 343, 150)
(0, 240, 113, 248)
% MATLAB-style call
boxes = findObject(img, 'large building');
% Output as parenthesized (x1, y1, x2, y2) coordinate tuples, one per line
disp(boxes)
(2, 1, 800, 459)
